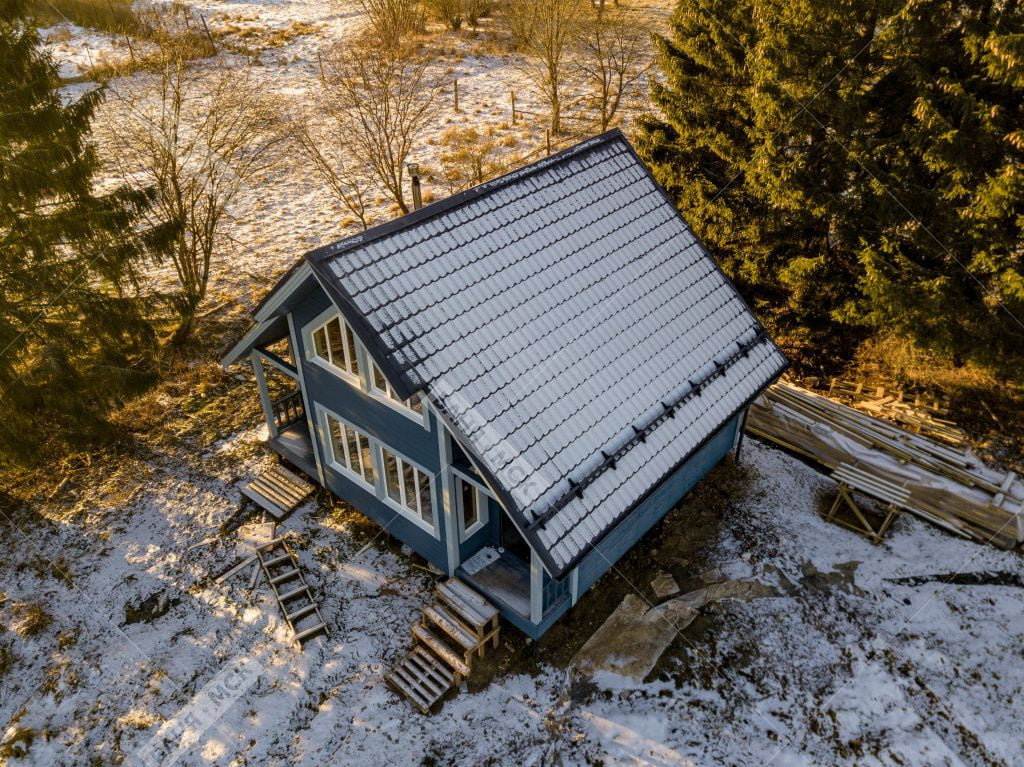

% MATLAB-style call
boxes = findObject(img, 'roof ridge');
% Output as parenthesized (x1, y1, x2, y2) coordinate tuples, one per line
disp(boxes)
(303, 129, 627, 267)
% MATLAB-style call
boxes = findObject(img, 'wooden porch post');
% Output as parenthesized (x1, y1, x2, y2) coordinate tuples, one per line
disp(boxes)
(251, 351, 278, 439)
(530, 548, 544, 624)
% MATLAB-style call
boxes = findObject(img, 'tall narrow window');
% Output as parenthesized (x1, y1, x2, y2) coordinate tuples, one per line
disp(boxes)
(311, 315, 360, 379)
(369, 360, 423, 415)
(454, 472, 490, 540)
(460, 478, 478, 530)
(381, 447, 433, 527)
(325, 413, 374, 486)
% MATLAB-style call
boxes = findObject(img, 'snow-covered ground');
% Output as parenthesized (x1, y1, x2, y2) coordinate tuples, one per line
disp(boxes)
(9, 3, 1022, 765)
(2, 435, 1022, 766)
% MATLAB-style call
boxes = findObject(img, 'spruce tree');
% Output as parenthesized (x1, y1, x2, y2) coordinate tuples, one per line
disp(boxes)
(637, 0, 1024, 373)
(0, 0, 157, 462)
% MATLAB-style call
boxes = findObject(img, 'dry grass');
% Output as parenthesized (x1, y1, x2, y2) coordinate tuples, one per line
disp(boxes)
(27, 0, 140, 34)
(10, 602, 53, 638)
(0, 643, 15, 679)
(835, 333, 1024, 469)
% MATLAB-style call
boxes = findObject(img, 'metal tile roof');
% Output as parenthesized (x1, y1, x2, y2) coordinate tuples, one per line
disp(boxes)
(307, 130, 788, 576)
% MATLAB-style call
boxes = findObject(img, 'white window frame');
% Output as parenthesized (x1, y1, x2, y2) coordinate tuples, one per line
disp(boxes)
(317, 405, 376, 491)
(378, 443, 438, 537)
(367, 359, 429, 427)
(303, 307, 361, 385)
(452, 468, 492, 542)
(303, 307, 430, 431)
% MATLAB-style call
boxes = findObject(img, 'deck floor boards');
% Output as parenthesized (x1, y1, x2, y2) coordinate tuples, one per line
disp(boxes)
(460, 552, 531, 619)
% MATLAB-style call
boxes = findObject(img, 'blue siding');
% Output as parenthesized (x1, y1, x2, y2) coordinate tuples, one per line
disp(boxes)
(574, 412, 741, 597)
(290, 287, 451, 571)
(457, 496, 501, 562)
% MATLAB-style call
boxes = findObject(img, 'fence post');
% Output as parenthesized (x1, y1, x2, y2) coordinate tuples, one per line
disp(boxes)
(454, 79, 459, 112)
(511, 91, 516, 124)
(546, 129, 551, 156)
(199, 12, 217, 55)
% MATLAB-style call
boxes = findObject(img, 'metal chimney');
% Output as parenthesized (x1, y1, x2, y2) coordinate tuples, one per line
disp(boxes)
(408, 163, 423, 211)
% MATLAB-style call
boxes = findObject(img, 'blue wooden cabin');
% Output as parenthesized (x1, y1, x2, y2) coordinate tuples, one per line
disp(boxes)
(221, 130, 788, 639)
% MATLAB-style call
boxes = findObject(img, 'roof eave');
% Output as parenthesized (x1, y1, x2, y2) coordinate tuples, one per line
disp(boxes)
(548, 356, 790, 578)
(219, 261, 313, 368)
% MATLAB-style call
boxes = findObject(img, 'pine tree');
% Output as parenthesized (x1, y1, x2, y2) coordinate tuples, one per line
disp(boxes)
(0, 0, 157, 463)
(637, 0, 1024, 373)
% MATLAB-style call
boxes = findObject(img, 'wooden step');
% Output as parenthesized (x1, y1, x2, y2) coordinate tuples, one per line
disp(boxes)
(436, 579, 497, 632)
(386, 667, 432, 714)
(385, 646, 456, 714)
(240, 465, 314, 521)
(270, 569, 301, 585)
(411, 645, 455, 690)
(412, 623, 471, 678)
(287, 603, 318, 623)
(278, 584, 310, 602)
(294, 622, 328, 644)
(423, 605, 478, 651)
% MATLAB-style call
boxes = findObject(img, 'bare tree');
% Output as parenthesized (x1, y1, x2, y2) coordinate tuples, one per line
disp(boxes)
(321, 43, 441, 214)
(353, 0, 423, 43)
(509, 0, 585, 135)
(437, 126, 501, 193)
(107, 51, 285, 340)
(289, 104, 375, 231)
(577, 9, 649, 131)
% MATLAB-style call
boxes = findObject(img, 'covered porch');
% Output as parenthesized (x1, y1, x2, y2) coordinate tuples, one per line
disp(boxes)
(456, 546, 572, 636)
(250, 343, 318, 481)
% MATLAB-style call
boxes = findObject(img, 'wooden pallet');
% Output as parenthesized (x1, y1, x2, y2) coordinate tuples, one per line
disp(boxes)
(385, 579, 500, 713)
(241, 465, 314, 521)
(385, 645, 456, 714)
(256, 537, 328, 647)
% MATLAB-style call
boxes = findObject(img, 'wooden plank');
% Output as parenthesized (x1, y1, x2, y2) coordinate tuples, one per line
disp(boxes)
(424, 605, 477, 650)
(412, 624, 471, 677)
(215, 554, 258, 584)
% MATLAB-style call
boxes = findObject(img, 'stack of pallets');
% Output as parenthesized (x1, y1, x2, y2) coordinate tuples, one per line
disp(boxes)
(386, 579, 500, 714)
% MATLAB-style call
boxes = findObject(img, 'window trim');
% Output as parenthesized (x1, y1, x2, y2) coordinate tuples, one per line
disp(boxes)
(303, 308, 430, 431)
(317, 405, 377, 491)
(368, 359, 429, 427)
(378, 443, 438, 537)
(303, 307, 361, 385)
(451, 468, 492, 542)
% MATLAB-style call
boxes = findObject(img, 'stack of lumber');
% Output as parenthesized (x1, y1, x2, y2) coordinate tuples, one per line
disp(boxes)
(747, 381, 1023, 549)
(827, 379, 966, 446)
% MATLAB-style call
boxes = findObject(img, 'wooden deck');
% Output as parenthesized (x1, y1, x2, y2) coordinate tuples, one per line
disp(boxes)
(457, 551, 531, 620)
(269, 420, 317, 478)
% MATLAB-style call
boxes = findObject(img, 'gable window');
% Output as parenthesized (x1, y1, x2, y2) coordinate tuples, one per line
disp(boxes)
(381, 447, 434, 529)
(453, 471, 491, 541)
(325, 413, 375, 487)
(370, 361, 423, 415)
(311, 315, 360, 379)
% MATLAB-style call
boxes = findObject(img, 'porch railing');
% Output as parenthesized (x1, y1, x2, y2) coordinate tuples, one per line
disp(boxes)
(272, 390, 305, 431)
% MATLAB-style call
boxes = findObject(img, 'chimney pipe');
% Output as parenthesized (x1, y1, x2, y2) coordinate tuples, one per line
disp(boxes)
(408, 162, 423, 211)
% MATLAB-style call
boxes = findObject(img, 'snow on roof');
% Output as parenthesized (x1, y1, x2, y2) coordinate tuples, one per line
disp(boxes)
(307, 129, 788, 576)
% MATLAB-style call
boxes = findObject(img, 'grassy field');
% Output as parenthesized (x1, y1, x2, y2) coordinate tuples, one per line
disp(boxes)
(26, 0, 140, 33)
